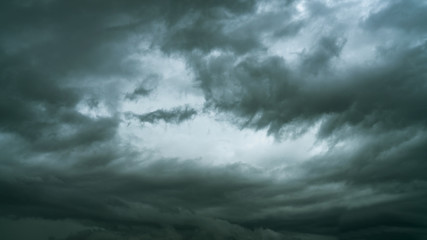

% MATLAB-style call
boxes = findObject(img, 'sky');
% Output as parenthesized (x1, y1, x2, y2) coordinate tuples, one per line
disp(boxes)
(1, 0, 427, 239)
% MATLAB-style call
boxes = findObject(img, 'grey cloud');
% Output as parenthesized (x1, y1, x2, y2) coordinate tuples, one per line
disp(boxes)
(188, 33, 427, 238)
(301, 36, 347, 75)
(2, 0, 427, 239)
(337, 195, 427, 240)
(0, 154, 313, 238)
(125, 74, 159, 101)
(0, 0, 260, 150)
(273, 20, 305, 38)
(305, 128, 427, 187)
(158, 0, 261, 54)
(363, 0, 427, 33)
(192, 39, 427, 138)
(161, 16, 262, 54)
(174, 3, 427, 237)
(125, 86, 152, 100)
(158, 1, 306, 55)
(0, 1, 150, 158)
(1, 137, 426, 239)
(131, 106, 197, 124)
(0, 150, 368, 239)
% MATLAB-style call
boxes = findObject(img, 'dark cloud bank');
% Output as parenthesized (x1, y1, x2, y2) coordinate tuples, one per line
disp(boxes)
(1, 0, 427, 239)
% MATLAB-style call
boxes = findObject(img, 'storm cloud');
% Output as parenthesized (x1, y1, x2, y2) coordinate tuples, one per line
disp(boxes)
(1, 0, 427, 239)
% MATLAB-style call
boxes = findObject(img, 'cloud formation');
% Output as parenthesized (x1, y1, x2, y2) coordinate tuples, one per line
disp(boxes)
(1, 0, 427, 239)
(130, 106, 197, 124)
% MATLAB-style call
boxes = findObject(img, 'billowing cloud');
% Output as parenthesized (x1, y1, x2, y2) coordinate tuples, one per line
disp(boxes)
(1, 0, 427, 239)
(363, 0, 427, 33)
(192, 39, 427, 137)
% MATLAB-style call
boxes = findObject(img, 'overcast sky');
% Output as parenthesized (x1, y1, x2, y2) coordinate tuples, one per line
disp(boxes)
(1, 0, 427, 239)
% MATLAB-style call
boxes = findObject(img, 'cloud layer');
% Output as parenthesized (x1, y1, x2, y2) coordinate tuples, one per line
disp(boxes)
(1, 0, 427, 239)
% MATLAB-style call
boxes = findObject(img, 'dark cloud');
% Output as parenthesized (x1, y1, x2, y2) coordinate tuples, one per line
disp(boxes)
(273, 20, 305, 38)
(0, 154, 322, 239)
(191, 38, 427, 138)
(363, 0, 427, 33)
(301, 36, 347, 75)
(160, 15, 263, 54)
(1, 0, 427, 239)
(130, 106, 197, 124)
(4, 147, 425, 239)
(124, 74, 159, 101)
(125, 86, 153, 101)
